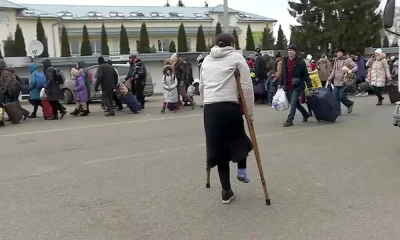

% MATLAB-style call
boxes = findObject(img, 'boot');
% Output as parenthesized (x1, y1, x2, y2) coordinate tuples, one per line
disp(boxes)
(376, 97, 384, 106)
(28, 113, 36, 118)
(160, 107, 166, 114)
(70, 109, 79, 116)
(283, 119, 293, 127)
(80, 110, 89, 116)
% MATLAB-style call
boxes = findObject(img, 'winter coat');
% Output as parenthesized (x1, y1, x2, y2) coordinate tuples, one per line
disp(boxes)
(28, 63, 46, 100)
(317, 58, 332, 82)
(355, 57, 366, 80)
(95, 62, 117, 92)
(309, 71, 322, 88)
(71, 68, 88, 103)
(78, 61, 91, 100)
(278, 57, 312, 90)
(328, 56, 357, 87)
(162, 70, 178, 103)
(366, 53, 391, 87)
(42, 59, 62, 101)
(275, 57, 283, 80)
(0, 67, 15, 94)
(255, 55, 267, 79)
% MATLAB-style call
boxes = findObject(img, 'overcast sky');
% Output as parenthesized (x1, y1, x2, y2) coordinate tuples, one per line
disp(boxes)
(13, 0, 391, 39)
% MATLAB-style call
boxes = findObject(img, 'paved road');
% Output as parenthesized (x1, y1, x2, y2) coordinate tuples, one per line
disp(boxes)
(1, 96, 399, 240)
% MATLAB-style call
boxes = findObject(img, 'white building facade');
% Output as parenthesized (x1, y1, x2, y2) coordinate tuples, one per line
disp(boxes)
(0, 0, 276, 57)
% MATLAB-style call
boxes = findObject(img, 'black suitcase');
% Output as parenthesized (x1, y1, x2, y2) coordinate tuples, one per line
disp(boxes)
(306, 88, 340, 123)
(386, 86, 400, 104)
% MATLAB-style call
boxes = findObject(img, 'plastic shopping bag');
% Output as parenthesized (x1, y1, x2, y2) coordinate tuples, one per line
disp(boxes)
(40, 88, 47, 99)
(272, 89, 289, 111)
(187, 85, 195, 97)
(325, 81, 334, 92)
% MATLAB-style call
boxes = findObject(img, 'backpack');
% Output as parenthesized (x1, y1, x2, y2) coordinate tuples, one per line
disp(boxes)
(7, 78, 22, 98)
(34, 71, 46, 89)
(53, 68, 65, 84)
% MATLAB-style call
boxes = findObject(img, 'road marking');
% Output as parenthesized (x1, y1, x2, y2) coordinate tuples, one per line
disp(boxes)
(83, 120, 355, 164)
(0, 113, 203, 138)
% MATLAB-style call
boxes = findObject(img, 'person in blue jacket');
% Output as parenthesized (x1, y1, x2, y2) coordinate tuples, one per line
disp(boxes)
(28, 63, 46, 118)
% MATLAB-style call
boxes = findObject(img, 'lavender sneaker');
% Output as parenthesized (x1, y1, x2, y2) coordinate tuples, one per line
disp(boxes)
(237, 168, 251, 183)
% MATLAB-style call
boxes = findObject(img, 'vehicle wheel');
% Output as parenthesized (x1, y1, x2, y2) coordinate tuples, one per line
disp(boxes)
(63, 89, 73, 104)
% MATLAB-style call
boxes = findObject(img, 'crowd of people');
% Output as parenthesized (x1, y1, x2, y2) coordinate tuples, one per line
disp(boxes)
(0, 50, 200, 127)
(244, 46, 399, 126)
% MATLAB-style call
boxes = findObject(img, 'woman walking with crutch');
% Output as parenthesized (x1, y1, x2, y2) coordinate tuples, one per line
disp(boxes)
(201, 33, 256, 204)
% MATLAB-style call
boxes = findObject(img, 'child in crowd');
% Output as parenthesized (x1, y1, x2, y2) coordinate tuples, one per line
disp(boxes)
(265, 70, 278, 105)
(304, 63, 322, 116)
(161, 65, 179, 113)
(70, 68, 89, 116)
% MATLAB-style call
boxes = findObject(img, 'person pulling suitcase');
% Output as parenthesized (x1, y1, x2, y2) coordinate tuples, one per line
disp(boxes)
(277, 44, 312, 127)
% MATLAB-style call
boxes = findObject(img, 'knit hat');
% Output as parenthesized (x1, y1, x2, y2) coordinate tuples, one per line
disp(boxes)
(288, 44, 298, 52)
(374, 48, 383, 54)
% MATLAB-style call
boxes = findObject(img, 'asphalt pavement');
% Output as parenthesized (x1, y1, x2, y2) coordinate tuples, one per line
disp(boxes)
(1, 95, 399, 240)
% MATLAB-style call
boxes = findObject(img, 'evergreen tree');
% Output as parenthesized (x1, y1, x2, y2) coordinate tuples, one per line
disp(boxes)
(4, 35, 15, 57)
(177, 0, 184, 7)
(245, 24, 255, 51)
(101, 23, 109, 55)
(36, 17, 49, 57)
(275, 25, 287, 50)
(373, 30, 382, 48)
(288, 0, 381, 54)
(120, 24, 130, 54)
(196, 25, 207, 52)
(169, 40, 176, 53)
(233, 29, 240, 50)
(177, 23, 188, 52)
(391, 37, 399, 47)
(139, 23, 150, 53)
(215, 22, 222, 36)
(60, 25, 71, 57)
(261, 27, 274, 50)
(14, 24, 27, 57)
(80, 25, 92, 56)
(382, 35, 390, 47)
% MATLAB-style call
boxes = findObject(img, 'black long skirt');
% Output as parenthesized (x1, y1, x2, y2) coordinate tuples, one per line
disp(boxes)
(204, 102, 253, 168)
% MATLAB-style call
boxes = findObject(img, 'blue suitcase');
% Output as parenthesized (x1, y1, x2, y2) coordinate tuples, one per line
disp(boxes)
(120, 92, 141, 113)
(306, 88, 340, 123)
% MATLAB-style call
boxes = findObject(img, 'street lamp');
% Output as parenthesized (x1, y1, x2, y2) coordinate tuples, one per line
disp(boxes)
(223, 0, 229, 33)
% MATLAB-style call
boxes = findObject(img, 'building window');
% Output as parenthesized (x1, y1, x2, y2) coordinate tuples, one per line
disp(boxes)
(70, 40, 80, 55)
(91, 40, 101, 54)
(0, 11, 6, 23)
(157, 39, 169, 52)
(136, 40, 140, 52)
(193, 13, 202, 17)
(111, 40, 119, 55)
(186, 38, 191, 51)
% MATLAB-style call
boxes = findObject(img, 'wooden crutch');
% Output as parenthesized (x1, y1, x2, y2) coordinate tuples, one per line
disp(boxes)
(236, 76, 271, 205)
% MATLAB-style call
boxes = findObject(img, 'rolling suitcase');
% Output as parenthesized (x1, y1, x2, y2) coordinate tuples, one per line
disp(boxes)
(386, 86, 400, 104)
(120, 92, 141, 113)
(41, 99, 54, 119)
(358, 81, 371, 92)
(3, 102, 23, 124)
(306, 88, 340, 123)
